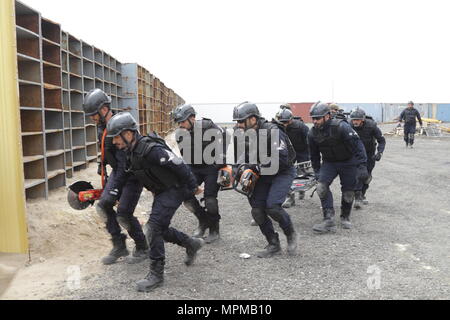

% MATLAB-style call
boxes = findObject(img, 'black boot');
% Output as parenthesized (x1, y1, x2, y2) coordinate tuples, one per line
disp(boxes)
(192, 221, 209, 239)
(354, 191, 363, 209)
(184, 199, 209, 238)
(284, 225, 298, 256)
(257, 233, 281, 258)
(341, 207, 352, 229)
(126, 240, 149, 264)
(362, 187, 369, 205)
(136, 259, 164, 292)
(313, 208, 337, 233)
(282, 192, 295, 208)
(184, 237, 205, 266)
(205, 221, 220, 244)
(102, 234, 129, 265)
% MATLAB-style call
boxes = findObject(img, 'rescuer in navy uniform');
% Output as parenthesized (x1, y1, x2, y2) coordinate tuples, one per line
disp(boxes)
(233, 102, 298, 257)
(83, 89, 147, 265)
(107, 112, 205, 292)
(173, 104, 229, 244)
(349, 107, 386, 208)
(308, 102, 368, 232)
(398, 101, 423, 148)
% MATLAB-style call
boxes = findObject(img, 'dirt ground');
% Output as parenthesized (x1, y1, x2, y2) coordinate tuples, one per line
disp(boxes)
(1, 124, 449, 300)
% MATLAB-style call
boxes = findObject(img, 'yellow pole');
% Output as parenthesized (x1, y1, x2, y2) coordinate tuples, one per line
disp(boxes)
(0, 0, 29, 253)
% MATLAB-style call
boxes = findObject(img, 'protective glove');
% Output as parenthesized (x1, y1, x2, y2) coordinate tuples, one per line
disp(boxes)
(97, 162, 104, 176)
(356, 164, 369, 182)
(102, 188, 119, 207)
(372, 152, 383, 162)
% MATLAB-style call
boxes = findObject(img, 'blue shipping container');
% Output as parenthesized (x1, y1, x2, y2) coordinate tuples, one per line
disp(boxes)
(436, 104, 450, 122)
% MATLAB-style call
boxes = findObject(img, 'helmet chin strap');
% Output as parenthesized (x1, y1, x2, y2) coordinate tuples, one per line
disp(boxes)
(120, 131, 136, 151)
(187, 117, 194, 132)
(99, 108, 111, 126)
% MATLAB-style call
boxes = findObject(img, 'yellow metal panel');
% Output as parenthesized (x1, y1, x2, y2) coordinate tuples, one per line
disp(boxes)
(0, 0, 29, 253)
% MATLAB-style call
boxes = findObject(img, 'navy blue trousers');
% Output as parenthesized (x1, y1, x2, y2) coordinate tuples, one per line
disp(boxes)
(101, 171, 146, 244)
(249, 167, 295, 240)
(147, 186, 191, 261)
(318, 160, 357, 210)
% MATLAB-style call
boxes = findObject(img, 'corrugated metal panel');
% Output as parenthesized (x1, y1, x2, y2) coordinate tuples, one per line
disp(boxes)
(0, 0, 28, 253)
(338, 103, 383, 123)
(289, 103, 315, 123)
(382, 103, 431, 122)
(121, 63, 139, 124)
(436, 104, 450, 122)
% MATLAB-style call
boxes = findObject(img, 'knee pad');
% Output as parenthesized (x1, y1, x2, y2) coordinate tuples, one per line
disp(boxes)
(409, 133, 415, 141)
(317, 182, 329, 200)
(266, 205, 284, 223)
(251, 208, 266, 225)
(365, 174, 372, 185)
(342, 190, 355, 204)
(183, 198, 203, 214)
(95, 203, 108, 223)
(205, 197, 219, 216)
(117, 215, 132, 231)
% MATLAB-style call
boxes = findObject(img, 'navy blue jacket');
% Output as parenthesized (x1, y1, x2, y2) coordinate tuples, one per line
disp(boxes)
(142, 144, 198, 193)
(399, 108, 423, 126)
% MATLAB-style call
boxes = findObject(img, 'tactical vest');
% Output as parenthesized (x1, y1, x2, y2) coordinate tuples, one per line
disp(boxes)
(353, 119, 377, 155)
(403, 108, 419, 124)
(128, 133, 180, 193)
(260, 120, 296, 167)
(311, 119, 353, 162)
(287, 119, 308, 153)
(177, 118, 223, 166)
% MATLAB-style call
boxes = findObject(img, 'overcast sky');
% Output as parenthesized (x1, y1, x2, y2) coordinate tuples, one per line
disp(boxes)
(21, 0, 450, 103)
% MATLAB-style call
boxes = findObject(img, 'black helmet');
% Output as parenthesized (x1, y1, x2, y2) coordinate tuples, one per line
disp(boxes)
(233, 102, 261, 121)
(408, 101, 414, 106)
(350, 107, 366, 120)
(310, 101, 330, 118)
(172, 104, 196, 123)
(280, 103, 291, 110)
(83, 88, 111, 116)
(276, 108, 293, 123)
(106, 112, 138, 137)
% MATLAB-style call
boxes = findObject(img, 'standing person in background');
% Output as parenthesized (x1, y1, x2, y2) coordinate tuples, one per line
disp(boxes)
(398, 101, 423, 148)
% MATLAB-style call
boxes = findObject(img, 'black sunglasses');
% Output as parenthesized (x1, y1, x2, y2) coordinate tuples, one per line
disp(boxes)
(312, 116, 323, 121)
(236, 119, 246, 124)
